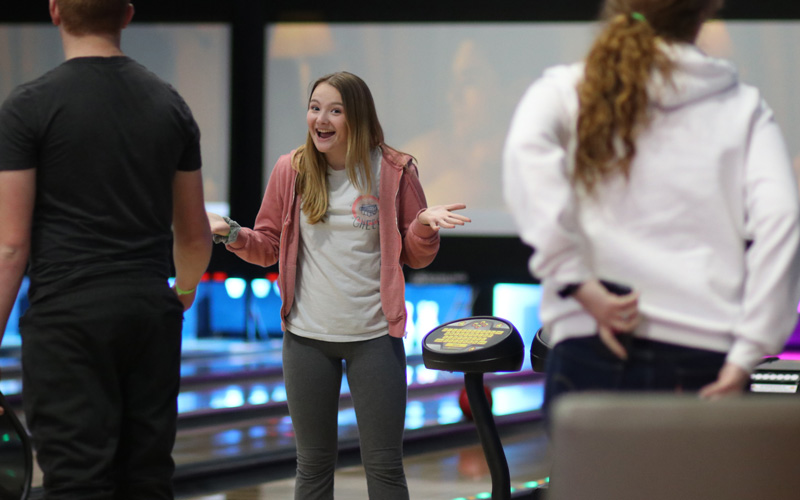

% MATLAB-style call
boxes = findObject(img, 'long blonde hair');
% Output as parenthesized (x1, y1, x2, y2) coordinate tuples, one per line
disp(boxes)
(574, 0, 724, 193)
(293, 72, 385, 224)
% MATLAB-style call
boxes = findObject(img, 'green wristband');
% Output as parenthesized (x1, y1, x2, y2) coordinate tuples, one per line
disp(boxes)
(176, 286, 196, 296)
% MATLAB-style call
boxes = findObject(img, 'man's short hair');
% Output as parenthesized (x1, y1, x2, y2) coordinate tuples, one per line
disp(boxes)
(56, 0, 130, 36)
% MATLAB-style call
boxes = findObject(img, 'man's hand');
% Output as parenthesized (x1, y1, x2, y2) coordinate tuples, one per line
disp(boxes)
(207, 212, 231, 237)
(172, 285, 196, 312)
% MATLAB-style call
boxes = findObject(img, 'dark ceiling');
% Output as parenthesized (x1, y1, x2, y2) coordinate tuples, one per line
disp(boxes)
(4, 0, 800, 23)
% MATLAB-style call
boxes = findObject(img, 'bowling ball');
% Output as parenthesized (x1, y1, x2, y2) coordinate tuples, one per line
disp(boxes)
(457, 447, 490, 478)
(458, 385, 493, 421)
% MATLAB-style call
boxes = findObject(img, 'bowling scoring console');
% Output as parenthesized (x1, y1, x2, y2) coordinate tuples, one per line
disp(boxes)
(422, 317, 524, 373)
(750, 358, 800, 395)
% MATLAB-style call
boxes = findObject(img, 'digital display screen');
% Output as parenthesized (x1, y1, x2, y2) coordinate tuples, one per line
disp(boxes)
(424, 318, 512, 353)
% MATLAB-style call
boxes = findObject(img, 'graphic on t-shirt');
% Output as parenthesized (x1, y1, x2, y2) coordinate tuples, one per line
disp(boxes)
(352, 195, 379, 230)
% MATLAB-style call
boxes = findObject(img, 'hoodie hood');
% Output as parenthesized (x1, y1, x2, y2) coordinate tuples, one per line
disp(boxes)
(649, 42, 738, 110)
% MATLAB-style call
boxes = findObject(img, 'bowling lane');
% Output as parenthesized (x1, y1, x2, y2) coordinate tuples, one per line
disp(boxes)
(173, 375, 544, 466)
(20, 336, 545, 497)
(6, 338, 542, 431)
(26, 374, 545, 496)
(172, 376, 545, 497)
(178, 339, 284, 379)
(0, 339, 286, 407)
(175, 358, 539, 428)
(177, 422, 551, 500)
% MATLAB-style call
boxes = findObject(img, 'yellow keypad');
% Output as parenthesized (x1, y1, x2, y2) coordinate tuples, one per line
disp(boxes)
(432, 327, 504, 348)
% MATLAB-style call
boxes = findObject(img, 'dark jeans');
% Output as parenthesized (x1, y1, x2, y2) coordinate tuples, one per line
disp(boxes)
(543, 335, 726, 422)
(282, 331, 410, 500)
(20, 276, 184, 500)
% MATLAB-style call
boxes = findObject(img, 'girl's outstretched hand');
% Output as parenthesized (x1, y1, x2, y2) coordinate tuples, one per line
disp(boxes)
(207, 211, 231, 237)
(418, 203, 471, 230)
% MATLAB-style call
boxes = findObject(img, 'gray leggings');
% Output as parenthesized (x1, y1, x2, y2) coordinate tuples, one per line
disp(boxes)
(282, 331, 410, 500)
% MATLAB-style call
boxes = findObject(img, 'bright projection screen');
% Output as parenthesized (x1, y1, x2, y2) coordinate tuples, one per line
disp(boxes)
(265, 21, 800, 236)
(0, 24, 231, 212)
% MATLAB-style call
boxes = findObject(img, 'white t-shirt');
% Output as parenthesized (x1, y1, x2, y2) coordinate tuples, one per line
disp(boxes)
(287, 149, 388, 341)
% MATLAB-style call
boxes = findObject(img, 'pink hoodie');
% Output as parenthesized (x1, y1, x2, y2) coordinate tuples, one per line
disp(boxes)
(225, 147, 440, 338)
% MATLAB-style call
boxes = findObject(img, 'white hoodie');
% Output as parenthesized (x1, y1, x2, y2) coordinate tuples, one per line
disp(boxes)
(503, 42, 800, 372)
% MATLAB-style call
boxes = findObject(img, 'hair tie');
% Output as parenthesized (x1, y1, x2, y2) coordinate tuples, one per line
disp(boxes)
(631, 12, 647, 23)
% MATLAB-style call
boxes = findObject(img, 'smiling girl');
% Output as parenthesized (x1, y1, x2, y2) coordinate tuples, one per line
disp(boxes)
(208, 71, 469, 499)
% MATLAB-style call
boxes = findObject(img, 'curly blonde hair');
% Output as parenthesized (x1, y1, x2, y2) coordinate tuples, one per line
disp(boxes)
(574, 0, 724, 193)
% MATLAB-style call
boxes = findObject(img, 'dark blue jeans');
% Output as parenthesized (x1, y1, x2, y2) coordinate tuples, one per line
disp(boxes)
(543, 335, 726, 422)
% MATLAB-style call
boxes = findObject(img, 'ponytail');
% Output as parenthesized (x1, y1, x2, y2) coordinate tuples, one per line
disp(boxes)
(574, 13, 673, 193)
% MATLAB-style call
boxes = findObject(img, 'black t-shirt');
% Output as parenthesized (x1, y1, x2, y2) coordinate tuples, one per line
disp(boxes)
(0, 56, 202, 303)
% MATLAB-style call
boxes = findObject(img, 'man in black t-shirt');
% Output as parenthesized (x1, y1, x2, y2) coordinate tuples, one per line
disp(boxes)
(0, 1, 212, 498)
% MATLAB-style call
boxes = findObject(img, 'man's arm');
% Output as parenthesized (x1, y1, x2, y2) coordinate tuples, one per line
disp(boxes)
(172, 169, 212, 310)
(0, 169, 35, 344)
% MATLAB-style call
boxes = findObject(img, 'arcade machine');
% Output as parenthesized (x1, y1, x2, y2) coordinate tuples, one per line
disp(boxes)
(422, 317, 545, 500)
